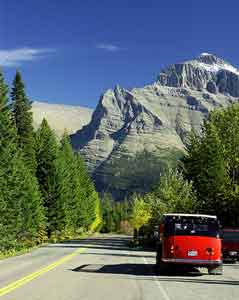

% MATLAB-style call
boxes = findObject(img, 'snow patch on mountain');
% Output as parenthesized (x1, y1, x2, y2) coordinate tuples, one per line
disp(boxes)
(192, 53, 239, 75)
(193, 60, 239, 75)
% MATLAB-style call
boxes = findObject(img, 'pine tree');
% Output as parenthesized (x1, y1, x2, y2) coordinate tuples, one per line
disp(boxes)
(54, 132, 77, 235)
(100, 194, 116, 233)
(6, 153, 46, 247)
(0, 71, 18, 250)
(0, 71, 45, 251)
(53, 133, 101, 236)
(0, 72, 16, 151)
(11, 71, 36, 172)
(74, 153, 98, 231)
(35, 118, 59, 235)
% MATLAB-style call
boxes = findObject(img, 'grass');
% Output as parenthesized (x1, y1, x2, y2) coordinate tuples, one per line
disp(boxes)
(0, 231, 93, 260)
(0, 244, 48, 260)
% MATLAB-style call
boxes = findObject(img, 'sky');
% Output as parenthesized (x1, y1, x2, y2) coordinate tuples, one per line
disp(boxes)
(1, 0, 239, 108)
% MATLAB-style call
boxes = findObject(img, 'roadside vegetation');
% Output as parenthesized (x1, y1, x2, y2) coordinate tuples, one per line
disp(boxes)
(100, 193, 132, 233)
(130, 104, 239, 243)
(0, 70, 101, 255)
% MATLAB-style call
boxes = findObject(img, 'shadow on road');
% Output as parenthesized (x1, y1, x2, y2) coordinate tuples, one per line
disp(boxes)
(72, 263, 239, 285)
(157, 277, 239, 286)
(47, 236, 153, 253)
(79, 252, 155, 259)
(72, 263, 202, 277)
(72, 263, 154, 276)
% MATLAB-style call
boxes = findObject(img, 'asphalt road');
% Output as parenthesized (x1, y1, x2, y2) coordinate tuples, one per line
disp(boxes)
(0, 234, 238, 300)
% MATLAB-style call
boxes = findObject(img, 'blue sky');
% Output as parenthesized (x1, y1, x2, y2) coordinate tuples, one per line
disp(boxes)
(1, 0, 239, 108)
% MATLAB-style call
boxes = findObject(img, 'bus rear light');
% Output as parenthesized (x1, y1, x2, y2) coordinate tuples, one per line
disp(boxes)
(206, 247, 215, 255)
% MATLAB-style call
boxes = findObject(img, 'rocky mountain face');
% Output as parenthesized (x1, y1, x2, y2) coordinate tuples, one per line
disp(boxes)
(71, 54, 239, 197)
(32, 101, 93, 137)
(158, 53, 239, 97)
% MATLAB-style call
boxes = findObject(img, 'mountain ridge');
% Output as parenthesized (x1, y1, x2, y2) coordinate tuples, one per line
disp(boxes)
(158, 53, 239, 96)
(32, 101, 93, 137)
(70, 54, 239, 196)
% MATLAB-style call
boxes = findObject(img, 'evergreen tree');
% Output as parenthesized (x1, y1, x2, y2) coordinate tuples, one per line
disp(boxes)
(35, 118, 58, 235)
(11, 71, 36, 172)
(53, 133, 101, 236)
(100, 194, 115, 233)
(54, 132, 77, 235)
(0, 71, 45, 251)
(5, 154, 46, 248)
(0, 72, 16, 151)
(100, 195, 131, 233)
(74, 153, 99, 230)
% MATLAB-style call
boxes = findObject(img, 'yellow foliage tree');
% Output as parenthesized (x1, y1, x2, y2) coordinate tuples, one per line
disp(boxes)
(131, 195, 151, 232)
(89, 192, 102, 233)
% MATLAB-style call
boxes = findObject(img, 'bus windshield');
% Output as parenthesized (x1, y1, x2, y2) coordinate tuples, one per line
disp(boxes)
(164, 216, 219, 237)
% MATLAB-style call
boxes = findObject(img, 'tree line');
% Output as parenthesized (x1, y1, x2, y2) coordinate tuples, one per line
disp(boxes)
(0, 70, 100, 254)
(100, 193, 132, 233)
(131, 103, 239, 235)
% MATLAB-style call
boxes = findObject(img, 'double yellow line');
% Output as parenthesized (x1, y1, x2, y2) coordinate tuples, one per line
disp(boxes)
(0, 247, 86, 297)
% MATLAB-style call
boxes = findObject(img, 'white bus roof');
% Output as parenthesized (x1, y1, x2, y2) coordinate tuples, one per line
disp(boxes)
(163, 213, 217, 219)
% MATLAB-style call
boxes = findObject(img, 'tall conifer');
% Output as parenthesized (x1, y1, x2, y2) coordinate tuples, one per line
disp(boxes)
(54, 132, 76, 234)
(35, 118, 58, 235)
(11, 71, 36, 172)
(0, 71, 45, 250)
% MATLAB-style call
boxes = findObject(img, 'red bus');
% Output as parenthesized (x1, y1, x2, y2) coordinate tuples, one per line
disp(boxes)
(222, 228, 239, 262)
(156, 213, 223, 274)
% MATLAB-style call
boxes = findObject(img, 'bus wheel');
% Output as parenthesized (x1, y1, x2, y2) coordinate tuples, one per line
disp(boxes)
(155, 261, 168, 274)
(207, 264, 223, 275)
(156, 251, 161, 265)
(156, 243, 162, 265)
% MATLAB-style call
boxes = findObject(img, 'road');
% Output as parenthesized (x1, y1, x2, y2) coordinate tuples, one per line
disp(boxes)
(0, 234, 238, 300)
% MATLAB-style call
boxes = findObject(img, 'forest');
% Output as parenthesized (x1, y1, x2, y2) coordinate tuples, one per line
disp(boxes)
(0, 71, 100, 255)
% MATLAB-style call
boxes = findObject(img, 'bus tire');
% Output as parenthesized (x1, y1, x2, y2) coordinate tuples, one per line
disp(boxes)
(207, 264, 223, 275)
(156, 244, 162, 265)
(155, 261, 168, 274)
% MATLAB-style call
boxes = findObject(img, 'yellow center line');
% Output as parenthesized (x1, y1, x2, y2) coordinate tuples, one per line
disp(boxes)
(0, 247, 86, 297)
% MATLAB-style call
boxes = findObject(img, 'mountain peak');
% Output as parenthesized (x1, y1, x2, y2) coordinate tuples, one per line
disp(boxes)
(191, 53, 239, 75)
(194, 52, 226, 66)
(158, 53, 239, 94)
(200, 52, 213, 56)
(197, 52, 222, 64)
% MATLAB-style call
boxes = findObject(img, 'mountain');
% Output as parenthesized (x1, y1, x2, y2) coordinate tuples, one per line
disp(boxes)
(70, 53, 239, 197)
(158, 53, 239, 95)
(32, 101, 93, 137)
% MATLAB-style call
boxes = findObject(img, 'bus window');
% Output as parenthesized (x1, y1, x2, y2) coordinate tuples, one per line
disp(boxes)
(164, 216, 219, 237)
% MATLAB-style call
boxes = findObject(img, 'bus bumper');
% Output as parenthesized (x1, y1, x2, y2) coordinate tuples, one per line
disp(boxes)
(162, 258, 222, 265)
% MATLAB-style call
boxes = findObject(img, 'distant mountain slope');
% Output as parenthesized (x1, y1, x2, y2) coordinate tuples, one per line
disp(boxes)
(70, 53, 239, 196)
(32, 101, 93, 137)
